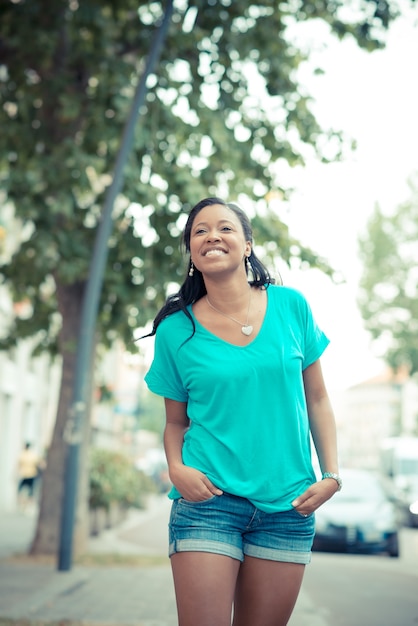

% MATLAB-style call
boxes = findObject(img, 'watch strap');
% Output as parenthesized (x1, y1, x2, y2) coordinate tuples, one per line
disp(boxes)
(322, 472, 342, 491)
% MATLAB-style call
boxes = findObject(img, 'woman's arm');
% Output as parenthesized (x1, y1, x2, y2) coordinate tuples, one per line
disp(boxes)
(291, 359, 340, 514)
(303, 359, 339, 477)
(164, 398, 223, 501)
(163, 398, 189, 472)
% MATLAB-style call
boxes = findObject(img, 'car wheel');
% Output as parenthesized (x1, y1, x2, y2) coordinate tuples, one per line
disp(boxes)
(387, 533, 400, 558)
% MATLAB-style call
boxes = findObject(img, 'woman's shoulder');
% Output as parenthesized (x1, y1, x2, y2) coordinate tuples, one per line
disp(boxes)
(158, 307, 191, 327)
(268, 283, 308, 305)
(268, 284, 314, 321)
(155, 308, 194, 341)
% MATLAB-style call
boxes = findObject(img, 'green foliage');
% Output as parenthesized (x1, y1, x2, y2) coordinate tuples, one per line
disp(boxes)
(89, 448, 155, 510)
(0, 0, 406, 352)
(358, 175, 418, 374)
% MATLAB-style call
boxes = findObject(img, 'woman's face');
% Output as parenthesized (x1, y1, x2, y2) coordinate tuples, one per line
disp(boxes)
(189, 203, 251, 278)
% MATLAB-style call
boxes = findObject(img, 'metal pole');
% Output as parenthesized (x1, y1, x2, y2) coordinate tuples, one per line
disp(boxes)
(58, 0, 173, 571)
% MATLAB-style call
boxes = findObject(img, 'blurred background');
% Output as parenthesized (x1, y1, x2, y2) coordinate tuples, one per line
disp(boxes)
(0, 1, 417, 582)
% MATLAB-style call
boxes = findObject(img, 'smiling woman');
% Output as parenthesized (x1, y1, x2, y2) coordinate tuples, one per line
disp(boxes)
(142, 196, 341, 626)
(190, 211, 250, 280)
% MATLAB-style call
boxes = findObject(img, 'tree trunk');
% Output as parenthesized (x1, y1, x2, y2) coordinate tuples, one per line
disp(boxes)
(30, 280, 88, 556)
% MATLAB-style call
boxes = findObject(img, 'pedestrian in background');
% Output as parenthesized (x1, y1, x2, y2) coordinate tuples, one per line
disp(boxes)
(17, 442, 43, 512)
(144, 197, 341, 626)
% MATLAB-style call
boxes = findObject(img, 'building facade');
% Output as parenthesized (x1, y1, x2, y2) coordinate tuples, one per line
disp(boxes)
(338, 368, 418, 470)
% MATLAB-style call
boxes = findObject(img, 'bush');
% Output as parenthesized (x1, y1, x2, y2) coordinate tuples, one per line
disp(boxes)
(89, 448, 155, 510)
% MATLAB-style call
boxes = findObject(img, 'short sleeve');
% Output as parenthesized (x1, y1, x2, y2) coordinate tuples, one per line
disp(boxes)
(301, 296, 330, 369)
(144, 318, 188, 402)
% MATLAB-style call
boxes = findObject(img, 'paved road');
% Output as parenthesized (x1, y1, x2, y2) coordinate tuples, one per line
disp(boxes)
(4, 497, 417, 625)
(303, 550, 418, 626)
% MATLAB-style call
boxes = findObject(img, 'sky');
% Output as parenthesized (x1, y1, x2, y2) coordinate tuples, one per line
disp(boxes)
(277, 9, 418, 394)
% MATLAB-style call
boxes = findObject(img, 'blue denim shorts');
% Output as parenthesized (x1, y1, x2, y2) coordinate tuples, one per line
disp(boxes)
(168, 492, 315, 564)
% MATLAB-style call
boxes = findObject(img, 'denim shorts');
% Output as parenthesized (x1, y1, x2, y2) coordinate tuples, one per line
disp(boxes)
(168, 492, 315, 565)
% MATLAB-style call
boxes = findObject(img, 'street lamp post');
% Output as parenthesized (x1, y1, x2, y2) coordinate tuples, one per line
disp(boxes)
(58, 0, 173, 572)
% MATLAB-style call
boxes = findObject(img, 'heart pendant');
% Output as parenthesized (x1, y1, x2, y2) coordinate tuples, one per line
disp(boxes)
(241, 325, 253, 336)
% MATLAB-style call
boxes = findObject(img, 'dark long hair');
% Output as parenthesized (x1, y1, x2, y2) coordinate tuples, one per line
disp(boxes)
(143, 197, 275, 338)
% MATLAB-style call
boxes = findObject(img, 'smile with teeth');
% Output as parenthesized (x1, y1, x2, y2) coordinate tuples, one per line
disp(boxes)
(204, 249, 226, 256)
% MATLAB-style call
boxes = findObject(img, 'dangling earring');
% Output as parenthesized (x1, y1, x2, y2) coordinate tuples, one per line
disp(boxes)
(189, 261, 194, 277)
(246, 256, 251, 274)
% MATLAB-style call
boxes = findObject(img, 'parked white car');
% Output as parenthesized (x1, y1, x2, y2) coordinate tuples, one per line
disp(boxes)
(313, 468, 400, 557)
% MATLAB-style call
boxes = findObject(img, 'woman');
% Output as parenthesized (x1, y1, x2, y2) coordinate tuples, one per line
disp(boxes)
(144, 197, 341, 626)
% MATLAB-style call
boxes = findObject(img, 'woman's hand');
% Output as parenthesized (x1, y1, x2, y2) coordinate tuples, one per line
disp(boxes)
(163, 399, 223, 501)
(291, 479, 339, 516)
(169, 464, 223, 502)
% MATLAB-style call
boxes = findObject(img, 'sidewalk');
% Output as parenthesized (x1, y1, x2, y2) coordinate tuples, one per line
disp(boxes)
(0, 496, 319, 626)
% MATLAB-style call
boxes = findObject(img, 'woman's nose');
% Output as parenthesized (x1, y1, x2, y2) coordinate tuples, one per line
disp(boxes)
(206, 229, 221, 241)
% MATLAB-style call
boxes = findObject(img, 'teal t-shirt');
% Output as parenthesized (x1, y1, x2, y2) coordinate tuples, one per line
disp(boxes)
(144, 285, 329, 513)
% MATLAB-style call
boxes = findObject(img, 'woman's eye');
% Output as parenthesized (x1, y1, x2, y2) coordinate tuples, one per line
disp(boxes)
(221, 226, 232, 231)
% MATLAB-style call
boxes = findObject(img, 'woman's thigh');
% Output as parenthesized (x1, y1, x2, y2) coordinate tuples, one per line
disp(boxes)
(171, 551, 241, 626)
(233, 556, 306, 626)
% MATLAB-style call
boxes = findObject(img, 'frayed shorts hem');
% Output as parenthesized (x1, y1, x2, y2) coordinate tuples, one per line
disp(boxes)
(244, 544, 311, 564)
(169, 538, 244, 561)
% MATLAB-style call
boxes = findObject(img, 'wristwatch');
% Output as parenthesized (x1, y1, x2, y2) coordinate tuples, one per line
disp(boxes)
(322, 472, 342, 491)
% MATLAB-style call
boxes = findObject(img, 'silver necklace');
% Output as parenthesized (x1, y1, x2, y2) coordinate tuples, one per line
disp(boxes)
(206, 289, 253, 336)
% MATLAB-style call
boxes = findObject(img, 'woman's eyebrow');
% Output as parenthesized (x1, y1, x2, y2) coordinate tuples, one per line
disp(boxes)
(193, 219, 235, 228)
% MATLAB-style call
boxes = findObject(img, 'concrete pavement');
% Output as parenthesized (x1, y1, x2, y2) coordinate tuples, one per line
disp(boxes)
(0, 495, 320, 625)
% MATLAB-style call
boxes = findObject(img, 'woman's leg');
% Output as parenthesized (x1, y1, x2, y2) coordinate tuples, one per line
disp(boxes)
(232, 556, 306, 626)
(171, 551, 241, 626)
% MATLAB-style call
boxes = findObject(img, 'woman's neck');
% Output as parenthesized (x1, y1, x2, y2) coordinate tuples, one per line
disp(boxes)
(203, 278, 252, 311)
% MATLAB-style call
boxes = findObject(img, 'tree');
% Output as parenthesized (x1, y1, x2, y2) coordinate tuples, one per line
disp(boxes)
(358, 174, 418, 374)
(0, 0, 409, 556)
